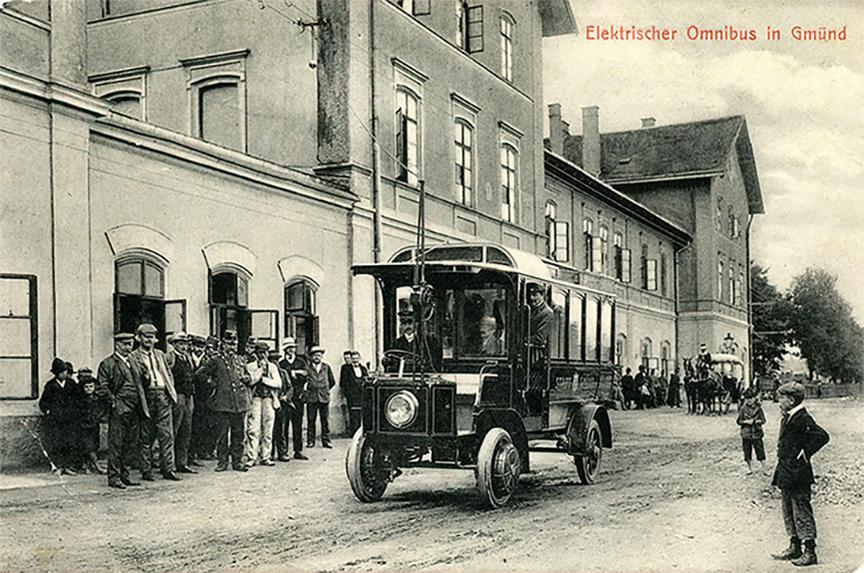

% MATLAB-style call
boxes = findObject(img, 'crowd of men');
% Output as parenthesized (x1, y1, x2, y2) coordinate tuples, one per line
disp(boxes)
(616, 364, 683, 410)
(38, 324, 370, 489)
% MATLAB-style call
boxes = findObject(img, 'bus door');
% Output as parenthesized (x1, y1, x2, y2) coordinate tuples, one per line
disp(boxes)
(524, 282, 551, 420)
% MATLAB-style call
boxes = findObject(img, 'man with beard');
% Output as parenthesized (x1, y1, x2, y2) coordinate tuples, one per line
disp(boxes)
(194, 330, 251, 472)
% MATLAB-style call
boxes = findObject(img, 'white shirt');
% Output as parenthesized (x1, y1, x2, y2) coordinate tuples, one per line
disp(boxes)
(145, 350, 168, 388)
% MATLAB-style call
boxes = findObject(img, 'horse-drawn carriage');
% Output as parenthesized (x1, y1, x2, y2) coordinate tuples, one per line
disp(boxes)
(684, 353, 745, 415)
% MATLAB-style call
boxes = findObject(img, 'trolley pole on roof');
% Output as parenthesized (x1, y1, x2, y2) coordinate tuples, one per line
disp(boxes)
(411, 180, 428, 381)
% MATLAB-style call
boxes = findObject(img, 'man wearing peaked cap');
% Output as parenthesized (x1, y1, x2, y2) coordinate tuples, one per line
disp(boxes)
(129, 323, 182, 482)
(169, 331, 197, 474)
(305, 345, 335, 449)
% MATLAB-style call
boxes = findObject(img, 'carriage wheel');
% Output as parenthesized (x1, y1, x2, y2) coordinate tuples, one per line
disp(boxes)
(345, 428, 391, 502)
(476, 428, 521, 508)
(575, 420, 603, 485)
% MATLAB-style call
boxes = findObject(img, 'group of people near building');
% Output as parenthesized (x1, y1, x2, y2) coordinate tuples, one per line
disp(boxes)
(617, 365, 683, 410)
(39, 324, 370, 489)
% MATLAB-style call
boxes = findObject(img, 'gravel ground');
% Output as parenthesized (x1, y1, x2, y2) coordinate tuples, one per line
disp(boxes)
(1, 397, 862, 573)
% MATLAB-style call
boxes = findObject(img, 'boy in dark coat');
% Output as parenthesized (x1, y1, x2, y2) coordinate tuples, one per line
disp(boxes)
(771, 382, 830, 567)
(736, 387, 767, 475)
(39, 358, 80, 475)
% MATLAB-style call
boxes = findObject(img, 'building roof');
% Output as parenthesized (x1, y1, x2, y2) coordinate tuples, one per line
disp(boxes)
(537, 0, 577, 37)
(562, 116, 764, 214)
(544, 150, 692, 247)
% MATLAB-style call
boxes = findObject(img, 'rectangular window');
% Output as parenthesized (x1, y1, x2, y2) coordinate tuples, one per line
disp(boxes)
(500, 15, 513, 82)
(585, 297, 599, 362)
(646, 259, 657, 291)
(599, 226, 609, 274)
(717, 259, 724, 300)
(394, 0, 431, 15)
(660, 253, 668, 297)
(621, 248, 631, 283)
(466, 5, 484, 53)
(545, 202, 556, 258)
(500, 144, 517, 223)
(591, 236, 603, 273)
(568, 294, 583, 361)
(600, 300, 614, 362)
(199, 82, 241, 150)
(640, 245, 649, 289)
(550, 289, 567, 359)
(0, 275, 37, 399)
(396, 90, 420, 186)
(729, 262, 736, 304)
(554, 221, 570, 263)
(454, 121, 473, 205)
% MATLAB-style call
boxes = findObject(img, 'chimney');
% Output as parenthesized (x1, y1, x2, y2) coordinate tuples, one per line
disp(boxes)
(582, 106, 601, 176)
(641, 117, 656, 128)
(548, 103, 564, 155)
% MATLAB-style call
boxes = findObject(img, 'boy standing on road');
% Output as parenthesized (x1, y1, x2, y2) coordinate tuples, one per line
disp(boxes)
(770, 382, 830, 567)
(736, 387, 767, 475)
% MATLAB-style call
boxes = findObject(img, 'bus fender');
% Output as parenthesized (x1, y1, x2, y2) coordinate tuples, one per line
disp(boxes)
(567, 404, 612, 455)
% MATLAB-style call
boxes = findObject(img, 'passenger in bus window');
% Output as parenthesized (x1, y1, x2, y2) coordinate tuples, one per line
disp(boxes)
(479, 316, 503, 355)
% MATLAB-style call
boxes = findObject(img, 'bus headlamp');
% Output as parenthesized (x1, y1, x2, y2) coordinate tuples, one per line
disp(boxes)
(385, 391, 419, 428)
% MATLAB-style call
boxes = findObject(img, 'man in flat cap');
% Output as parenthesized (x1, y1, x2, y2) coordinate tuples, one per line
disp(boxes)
(97, 332, 146, 489)
(305, 346, 336, 448)
(169, 332, 197, 474)
(129, 323, 181, 482)
(275, 337, 307, 461)
(771, 382, 830, 566)
(194, 329, 251, 472)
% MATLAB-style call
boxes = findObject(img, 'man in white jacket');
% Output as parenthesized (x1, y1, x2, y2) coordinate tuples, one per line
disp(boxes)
(243, 342, 282, 468)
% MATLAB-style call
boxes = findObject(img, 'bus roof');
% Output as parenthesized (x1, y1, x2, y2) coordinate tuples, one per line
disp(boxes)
(353, 242, 615, 298)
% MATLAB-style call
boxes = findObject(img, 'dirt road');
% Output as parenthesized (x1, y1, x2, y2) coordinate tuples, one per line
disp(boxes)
(1, 398, 862, 573)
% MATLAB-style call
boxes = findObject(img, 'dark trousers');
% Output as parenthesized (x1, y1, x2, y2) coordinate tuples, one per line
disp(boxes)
(214, 411, 246, 468)
(107, 405, 140, 483)
(139, 388, 175, 476)
(348, 406, 362, 436)
(172, 393, 193, 468)
(782, 488, 817, 540)
(273, 400, 304, 457)
(306, 402, 330, 445)
(191, 404, 216, 460)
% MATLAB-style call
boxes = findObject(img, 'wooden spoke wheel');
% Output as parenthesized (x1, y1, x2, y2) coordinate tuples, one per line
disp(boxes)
(476, 428, 521, 508)
(574, 419, 603, 485)
(346, 428, 391, 502)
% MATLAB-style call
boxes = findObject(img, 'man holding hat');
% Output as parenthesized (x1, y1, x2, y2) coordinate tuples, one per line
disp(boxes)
(275, 337, 307, 461)
(129, 323, 181, 482)
(194, 329, 251, 471)
(305, 346, 336, 448)
(169, 332, 197, 474)
(242, 341, 283, 468)
(771, 381, 830, 566)
(97, 332, 146, 488)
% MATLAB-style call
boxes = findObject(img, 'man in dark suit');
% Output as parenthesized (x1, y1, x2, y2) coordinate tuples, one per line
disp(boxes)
(305, 346, 336, 448)
(129, 323, 181, 482)
(97, 332, 146, 489)
(276, 337, 307, 460)
(341, 350, 368, 436)
(169, 332, 197, 474)
(392, 311, 442, 371)
(193, 329, 251, 472)
(771, 382, 830, 567)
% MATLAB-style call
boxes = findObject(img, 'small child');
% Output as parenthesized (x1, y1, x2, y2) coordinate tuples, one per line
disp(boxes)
(770, 382, 830, 567)
(736, 386, 767, 475)
(78, 369, 107, 475)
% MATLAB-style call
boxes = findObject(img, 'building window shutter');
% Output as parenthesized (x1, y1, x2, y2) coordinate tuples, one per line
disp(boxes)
(395, 108, 406, 181)
(622, 249, 631, 283)
(614, 246, 622, 280)
(412, 0, 431, 15)
(591, 236, 603, 273)
(466, 5, 484, 53)
(647, 259, 657, 291)
(554, 221, 570, 262)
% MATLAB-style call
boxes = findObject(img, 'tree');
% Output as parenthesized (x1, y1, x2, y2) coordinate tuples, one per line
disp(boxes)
(750, 263, 789, 377)
(787, 268, 864, 383)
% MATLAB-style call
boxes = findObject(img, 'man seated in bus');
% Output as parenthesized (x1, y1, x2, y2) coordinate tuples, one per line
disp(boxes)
(391, 310, 441, 370)
(478, 315, 503, 356)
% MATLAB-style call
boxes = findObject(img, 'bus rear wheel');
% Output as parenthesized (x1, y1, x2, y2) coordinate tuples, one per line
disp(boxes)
(574, 420, 603, 484)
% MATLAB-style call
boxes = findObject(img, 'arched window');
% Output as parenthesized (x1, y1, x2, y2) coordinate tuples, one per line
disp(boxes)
(583, 218, 594, 271)
(106, 92, 143, 120)
(454, 119, 474, 205)
(197, 79, 242, 151)
(396, 88, 420, 186)
(114, 256, 185, 343)
(640, 337, 653, 370)
(209, 268, 249, 344)
(660, 341, 671, 378)
(284, 279, 319, 356)
(499, 143, 518, 223)
(500, 13, 514, 82)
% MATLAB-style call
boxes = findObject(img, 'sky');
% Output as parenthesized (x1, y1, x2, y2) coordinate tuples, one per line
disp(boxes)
(543, 0, 864, 322)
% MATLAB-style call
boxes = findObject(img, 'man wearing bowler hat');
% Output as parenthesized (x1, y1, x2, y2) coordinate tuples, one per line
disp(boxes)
(129, 323, 181, 482)
(97, 332, 147, 488)
(305, 346, 335, 448)
(276, 337, 307, 460)
(194, 329, 251, 471)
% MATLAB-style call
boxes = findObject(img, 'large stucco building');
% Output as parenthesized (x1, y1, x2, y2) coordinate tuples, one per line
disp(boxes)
(0, 0, 761, 468)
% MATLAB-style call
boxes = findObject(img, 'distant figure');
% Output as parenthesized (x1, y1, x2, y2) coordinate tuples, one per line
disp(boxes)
(305, 346, 336, 449)
(770, 382, 830, 567)
(620, 367, 635, 410)
(667, 367, 682, 408)
(736, 387, 767, 475)
(77, 369, 106, 475)
(342, 350, 368, 436)
(696, 344, 712, 377)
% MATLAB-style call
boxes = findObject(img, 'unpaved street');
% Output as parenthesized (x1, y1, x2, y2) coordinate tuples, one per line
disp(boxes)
(1, 398, 862, 573)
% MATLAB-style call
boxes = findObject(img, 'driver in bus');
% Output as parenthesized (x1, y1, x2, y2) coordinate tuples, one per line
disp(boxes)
(528, 284, 552, 349)
(392, 309, 441, 370)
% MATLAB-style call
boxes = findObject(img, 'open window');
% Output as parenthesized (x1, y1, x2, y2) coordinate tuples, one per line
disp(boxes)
(114, 256, 186, 348)
(284, 279, 318, 356)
